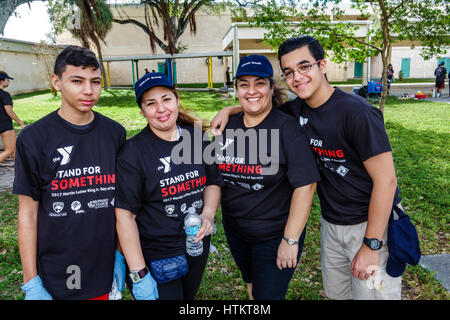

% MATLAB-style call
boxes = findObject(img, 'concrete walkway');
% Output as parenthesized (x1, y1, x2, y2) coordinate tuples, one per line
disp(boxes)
(419, 254, 450, 291)
(335, 83, 450, 104)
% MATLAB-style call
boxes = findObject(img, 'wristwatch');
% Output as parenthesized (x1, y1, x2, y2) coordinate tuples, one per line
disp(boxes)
(129, 267, 149, 283)
(363, 237, 383, 250)
(282, 236, 299, 245)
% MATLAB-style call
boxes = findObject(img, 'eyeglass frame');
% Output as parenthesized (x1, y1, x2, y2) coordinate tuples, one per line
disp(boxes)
(281, 60, 322, 80)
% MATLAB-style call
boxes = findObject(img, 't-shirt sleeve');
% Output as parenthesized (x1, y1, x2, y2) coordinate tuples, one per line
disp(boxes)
(202, 138, 224, 187)
(348, 106, 392, 162)
(1, 91, 13, 106)
(114, 143, 145, 215)
(281, 120, 320, 188)
(12, 132, 41, 200)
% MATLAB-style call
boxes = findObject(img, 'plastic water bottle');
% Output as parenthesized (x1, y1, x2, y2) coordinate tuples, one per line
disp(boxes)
(185, 207, 203, 256)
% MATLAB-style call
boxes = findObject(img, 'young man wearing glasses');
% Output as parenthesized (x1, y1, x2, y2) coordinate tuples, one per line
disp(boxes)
(211, 36, 402, 300)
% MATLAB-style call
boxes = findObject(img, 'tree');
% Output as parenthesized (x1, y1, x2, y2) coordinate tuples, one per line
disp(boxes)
(48, 0, 113, 89)
(0, 0, 43, 35)
(246, 0, 450, 112)
(112, 0, 222, 55)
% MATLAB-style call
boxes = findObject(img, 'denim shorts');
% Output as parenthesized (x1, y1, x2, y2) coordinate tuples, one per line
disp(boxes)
(224, 227, 306, 300)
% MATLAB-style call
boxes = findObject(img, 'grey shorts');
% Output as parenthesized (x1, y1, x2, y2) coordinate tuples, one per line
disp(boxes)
(320, 216, 402, 300)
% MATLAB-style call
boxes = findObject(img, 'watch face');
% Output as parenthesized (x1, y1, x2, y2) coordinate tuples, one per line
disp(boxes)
(370, 240, 381, 250)
(130, 272, 140, 283)
(287, 239, 294, 245)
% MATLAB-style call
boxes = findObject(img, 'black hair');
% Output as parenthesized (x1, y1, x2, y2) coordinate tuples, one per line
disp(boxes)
(277, 35, 325, 68)
(54, 45, 100, 78)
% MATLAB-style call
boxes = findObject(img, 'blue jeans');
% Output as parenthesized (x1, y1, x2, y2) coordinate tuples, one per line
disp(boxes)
(224, 227, 306, 300)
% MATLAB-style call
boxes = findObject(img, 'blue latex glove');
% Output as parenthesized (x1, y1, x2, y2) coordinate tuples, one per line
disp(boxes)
(113, 250, 126, 292)
(132, 272, 159, 300)
(21, 275, 53, 300)
(110, 250, 126, 300)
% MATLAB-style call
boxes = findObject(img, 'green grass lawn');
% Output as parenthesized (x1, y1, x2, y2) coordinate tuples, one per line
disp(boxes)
(0, 90, 448, 300)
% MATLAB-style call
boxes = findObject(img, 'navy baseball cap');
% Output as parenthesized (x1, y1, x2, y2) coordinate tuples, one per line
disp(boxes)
(0, 72, 13, 80)
(234, 55, 273, 79)
(439, 61, 445, 66)
(134, 72, 174, 105)
(386, 204, 421, 278)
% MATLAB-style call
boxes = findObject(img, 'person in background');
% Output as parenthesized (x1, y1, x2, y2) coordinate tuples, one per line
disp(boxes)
(0, 71, 26, 166)
(434, 61, 446, 98)
(386, 64, 394, 95)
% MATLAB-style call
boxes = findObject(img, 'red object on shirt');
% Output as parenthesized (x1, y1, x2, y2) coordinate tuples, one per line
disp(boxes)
(88, 293, 109, 300)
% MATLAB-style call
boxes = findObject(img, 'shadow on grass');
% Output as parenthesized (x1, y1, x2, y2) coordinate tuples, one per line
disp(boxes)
(12, 90, 52, 100)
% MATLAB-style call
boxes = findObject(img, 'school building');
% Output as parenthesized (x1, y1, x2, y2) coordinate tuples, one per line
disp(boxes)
(54, 4, 446, 88)
(3, 4, 449, 94)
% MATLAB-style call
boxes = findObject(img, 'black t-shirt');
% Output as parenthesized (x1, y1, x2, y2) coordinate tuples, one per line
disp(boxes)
(216, 107, 320, 243)
(435, 66, 447, 80)
(115, 124, 223, 261)
(13, 110, 126, 300)
(281, 88, 401, 225)
(0, 89, 13, 125)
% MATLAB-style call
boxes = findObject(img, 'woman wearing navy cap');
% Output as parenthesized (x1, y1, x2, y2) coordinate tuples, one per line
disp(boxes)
(215, 55, 320, 299)
(0, 71, 26, 166)
(114, 72, 222, 300)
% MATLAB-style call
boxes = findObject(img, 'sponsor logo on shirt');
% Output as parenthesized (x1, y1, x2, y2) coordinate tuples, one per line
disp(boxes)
(252, 183, 264, 191)
(50, 202, 67, 217)
(299, 116, 308, 126)
(53, 202, 64, 213)
(165, 204, 177, 217)
(87, 199, 109, 209)
(71, 200, 85, 214)
(54, 146, 74, 165)
(237, 182, 251, 189)
(158, 156, 171, 173)
(192, 200, 203, 209)
(336, 165, 349, 177)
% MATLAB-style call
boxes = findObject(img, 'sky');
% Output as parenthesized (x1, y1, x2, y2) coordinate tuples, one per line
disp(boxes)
(3, 2, 53, 43)
(2, 0, 142, 43)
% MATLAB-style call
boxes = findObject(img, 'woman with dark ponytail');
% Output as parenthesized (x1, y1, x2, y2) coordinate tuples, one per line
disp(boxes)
(114, 72, 222, 300)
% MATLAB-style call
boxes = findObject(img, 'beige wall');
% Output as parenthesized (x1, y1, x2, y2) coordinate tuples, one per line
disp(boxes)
(57, 6, 232, 86)
(0, 38, 63, 95)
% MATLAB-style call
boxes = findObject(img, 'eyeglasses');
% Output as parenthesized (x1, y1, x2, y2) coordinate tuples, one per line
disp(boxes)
(281, 60, 322, 79)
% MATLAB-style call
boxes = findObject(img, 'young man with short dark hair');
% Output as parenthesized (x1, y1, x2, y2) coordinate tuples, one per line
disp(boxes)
(14, 46, 126, 300)
(212, 36, 403, 300)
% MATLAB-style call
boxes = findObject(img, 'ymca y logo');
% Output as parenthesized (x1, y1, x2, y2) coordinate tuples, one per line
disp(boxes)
(159, 156, 171, 173)
(219, 138, 234, 151)
(56, 146, 74, 165)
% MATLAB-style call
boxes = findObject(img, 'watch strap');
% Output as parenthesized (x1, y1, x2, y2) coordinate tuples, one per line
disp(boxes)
(282, 236, 299, 245)
(130, 266, 149, 283)
(363, 237, 383, 250)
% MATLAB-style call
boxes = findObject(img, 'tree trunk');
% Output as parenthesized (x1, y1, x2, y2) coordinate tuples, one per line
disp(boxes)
(93, 38, 108, 91)
(378, 0, 391, 114)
